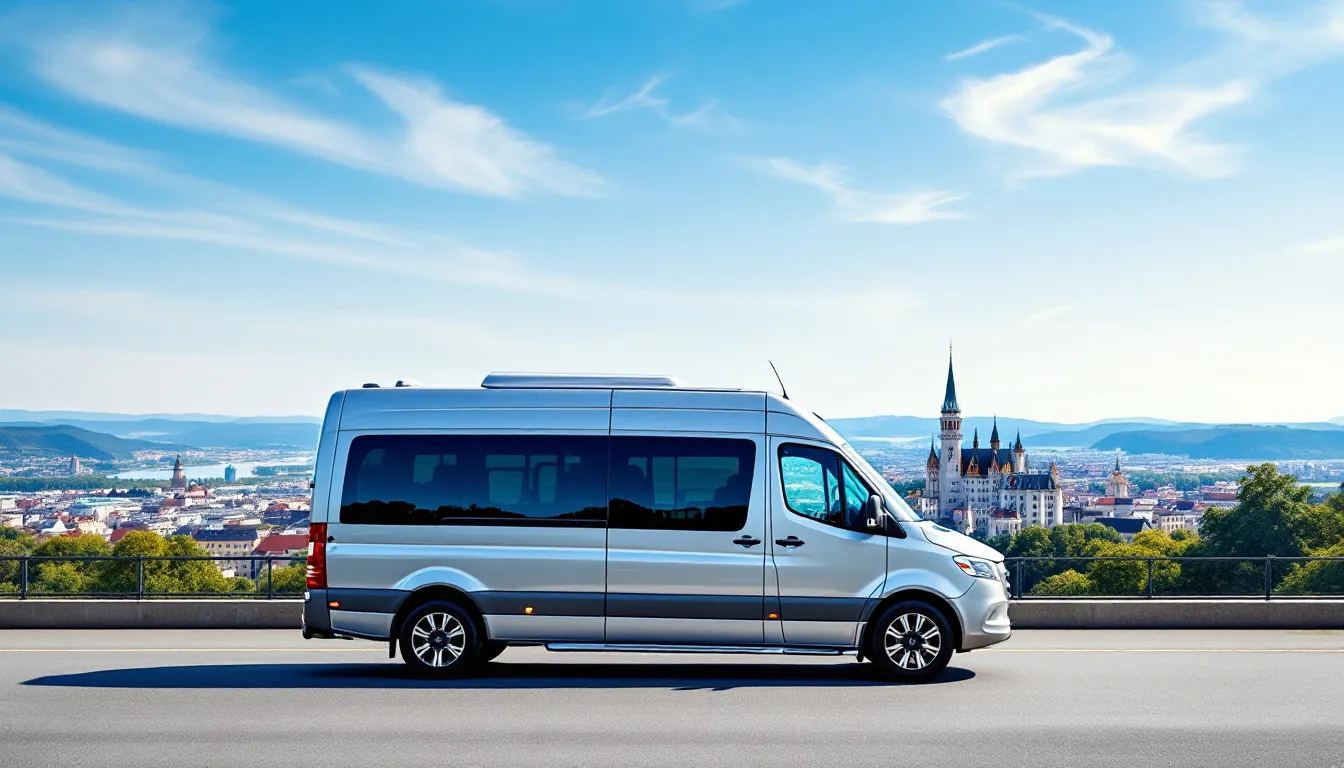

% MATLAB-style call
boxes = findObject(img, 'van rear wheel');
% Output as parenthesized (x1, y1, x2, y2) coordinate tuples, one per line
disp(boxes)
(398, 600, 482, 678)
(867, 600, 954, 683)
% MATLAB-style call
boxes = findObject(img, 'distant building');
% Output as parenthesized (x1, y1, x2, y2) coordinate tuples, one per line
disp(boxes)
(192, 528, 262, 578)
(223, 464, 238, 483)
(68, 456, 81, 476)
(170, 455, 187, 490)
(250, 533, 310, 579)
(1095, 516, 1152, 542)
(924, 351, 1064, 529)
(1105, 454, 1130, 499)
(1156, 511, 1199, 533)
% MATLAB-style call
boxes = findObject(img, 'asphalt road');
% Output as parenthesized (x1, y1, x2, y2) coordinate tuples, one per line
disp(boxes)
(2, 629, 1342, 768)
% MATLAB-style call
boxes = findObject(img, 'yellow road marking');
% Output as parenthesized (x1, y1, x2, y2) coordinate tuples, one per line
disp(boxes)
(985, 648, 1344, 653)
(0, 647, 1340, 654)
(0, 648, 382, 653)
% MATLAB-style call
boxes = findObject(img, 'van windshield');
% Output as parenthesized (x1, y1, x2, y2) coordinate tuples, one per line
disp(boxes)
(840, 444, 924, 522)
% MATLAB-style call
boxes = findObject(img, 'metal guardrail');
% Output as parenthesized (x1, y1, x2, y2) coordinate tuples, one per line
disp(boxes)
(0, 555, 305, 599)
(4, 554, 1342, 600)
(1005, 555, 1344, 600)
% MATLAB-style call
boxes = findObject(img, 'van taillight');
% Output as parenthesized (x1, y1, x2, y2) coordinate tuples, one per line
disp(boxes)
(306, 523, 327, 590)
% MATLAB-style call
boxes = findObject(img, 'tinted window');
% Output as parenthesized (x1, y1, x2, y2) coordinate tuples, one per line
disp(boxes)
(340, 435, 607, 526)
(779, 444, 870, 530)
(609, 436, 755, 531)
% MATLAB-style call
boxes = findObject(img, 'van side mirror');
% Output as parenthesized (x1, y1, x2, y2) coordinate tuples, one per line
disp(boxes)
(865, 494, 885, 530)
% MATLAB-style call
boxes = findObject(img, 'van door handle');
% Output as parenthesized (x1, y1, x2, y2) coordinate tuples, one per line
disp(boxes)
(732, 535, 761, 548)
(775, 536, 805, 548)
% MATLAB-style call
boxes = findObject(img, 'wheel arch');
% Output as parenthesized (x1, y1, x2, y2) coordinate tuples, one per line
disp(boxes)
(390, 585, 489, 646)
(861, 588, 965, 654)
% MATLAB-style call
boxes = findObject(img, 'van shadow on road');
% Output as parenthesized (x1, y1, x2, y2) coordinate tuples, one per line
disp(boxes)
(23, 660, 975, 690)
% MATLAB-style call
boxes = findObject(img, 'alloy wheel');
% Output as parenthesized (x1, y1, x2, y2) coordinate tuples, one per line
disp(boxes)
(410, 611, 466, 668)
(884, 612, 942, 671)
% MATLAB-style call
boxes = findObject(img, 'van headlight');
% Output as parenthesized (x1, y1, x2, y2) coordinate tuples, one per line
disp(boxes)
(954, 555, 997, 579)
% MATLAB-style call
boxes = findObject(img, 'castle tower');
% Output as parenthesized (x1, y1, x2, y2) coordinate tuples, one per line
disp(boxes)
(924, 436, 940, 508)
(1012, 431, 1026, 473)
(938, 349, 963, 519)
(1106, 453, 1130, 498)
(170, 455, 187, 490)
(990, 416, 1000, 451)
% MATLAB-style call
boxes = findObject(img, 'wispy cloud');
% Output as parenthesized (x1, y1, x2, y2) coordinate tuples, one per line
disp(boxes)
(744, 157, 966, 224)
(1296, 236, 1344, 258)
(10, 3, 601, 198)
(940, 4, 1344, 180)
(578, 75, 740, 131)
(944, 34, 1026, 62)
(0, 120, 597, 299)
(940, 13, 1250, 179)
(1019, 304, 1073, 328)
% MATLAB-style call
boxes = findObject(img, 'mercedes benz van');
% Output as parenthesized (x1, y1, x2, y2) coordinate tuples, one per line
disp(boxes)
(301, 373, 1010, 681)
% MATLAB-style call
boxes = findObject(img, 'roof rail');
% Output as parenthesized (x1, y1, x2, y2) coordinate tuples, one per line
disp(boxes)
(481, 372, 688, 389)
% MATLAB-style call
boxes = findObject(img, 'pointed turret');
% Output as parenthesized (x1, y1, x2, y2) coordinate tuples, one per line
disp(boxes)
(972, 428, 980, 450)
(1114, 453, 1122, 473)
(926, 436, 939, 470)
(1013, 431, 1024, 452)
(990, 416, 1000, 450)
(941, 349, 960, 414)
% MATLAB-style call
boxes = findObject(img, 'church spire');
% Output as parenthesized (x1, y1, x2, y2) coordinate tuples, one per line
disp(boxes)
(941, 345, 960, 413)
(1114, 452, 1122, 472)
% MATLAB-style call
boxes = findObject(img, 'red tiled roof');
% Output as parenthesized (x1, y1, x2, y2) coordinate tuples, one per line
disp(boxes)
(254, 533, 309, 554)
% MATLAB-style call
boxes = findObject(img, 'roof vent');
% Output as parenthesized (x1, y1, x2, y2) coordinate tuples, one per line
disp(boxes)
(481, 372, 688, 389)
(360, 382, 380, 389)
(394, 380, 421, 388)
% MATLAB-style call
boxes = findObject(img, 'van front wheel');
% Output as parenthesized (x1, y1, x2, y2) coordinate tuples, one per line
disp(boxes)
(867, 601, 954, 683)
(398, 601, 482, 678)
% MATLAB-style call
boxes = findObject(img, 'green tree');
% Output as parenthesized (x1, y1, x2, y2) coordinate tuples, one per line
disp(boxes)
(33, 561, 90, 593)
(227, 576, 256, 593)
(31, 534, 112, 594)
(1084, 541, 1148, 596)
(1030, 569, 1093, 596)
(1199, 464, 1318, 557)
(95, 531, 231, 595)
(162, 535, 230, 593)
(264, 561, 307, 594)
(0, 538, 31, 586)
(1277, 541, 1344, 595)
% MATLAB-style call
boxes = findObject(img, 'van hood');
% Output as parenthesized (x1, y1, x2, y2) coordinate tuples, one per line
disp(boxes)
(914, 521, 1005, 562)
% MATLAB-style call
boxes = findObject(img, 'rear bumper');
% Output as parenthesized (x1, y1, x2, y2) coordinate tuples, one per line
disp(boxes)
(954, 576, 1012, 651)
(301, 589, 333, 638)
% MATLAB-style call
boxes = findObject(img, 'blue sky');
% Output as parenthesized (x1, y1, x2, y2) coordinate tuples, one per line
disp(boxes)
(1, 0, 1342, 422)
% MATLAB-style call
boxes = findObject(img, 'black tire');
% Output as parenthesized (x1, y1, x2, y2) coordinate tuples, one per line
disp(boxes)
(479, 641, 507, 664)
(397, 600, 482, 678)
(867, 600, 955, 683)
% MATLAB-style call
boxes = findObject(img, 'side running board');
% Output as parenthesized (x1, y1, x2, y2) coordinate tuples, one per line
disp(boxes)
(544, 643, 850, 656)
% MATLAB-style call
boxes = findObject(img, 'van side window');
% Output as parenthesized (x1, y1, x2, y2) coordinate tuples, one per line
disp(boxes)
(339, 435, 607, 526)
(609, 436, 755, 532)
(779, 444, 870, 530)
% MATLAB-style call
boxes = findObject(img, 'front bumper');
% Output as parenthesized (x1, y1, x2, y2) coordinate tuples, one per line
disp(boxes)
(953, 574, 1012, 651)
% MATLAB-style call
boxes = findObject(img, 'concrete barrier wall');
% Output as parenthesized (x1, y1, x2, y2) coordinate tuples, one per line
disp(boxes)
(0, 600, 303, 630)
(1, 599, 1341, 631)
(1010, 599, 1344, 630)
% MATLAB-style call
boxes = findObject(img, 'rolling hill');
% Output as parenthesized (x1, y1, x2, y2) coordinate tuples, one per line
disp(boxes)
(0, 425, 185, 461)
(1093, 426, 1344, 460)
(0, 411, 320, 450)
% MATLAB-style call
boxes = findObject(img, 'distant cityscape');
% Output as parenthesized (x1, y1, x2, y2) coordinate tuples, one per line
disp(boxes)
(1, 367, 1342, 573)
